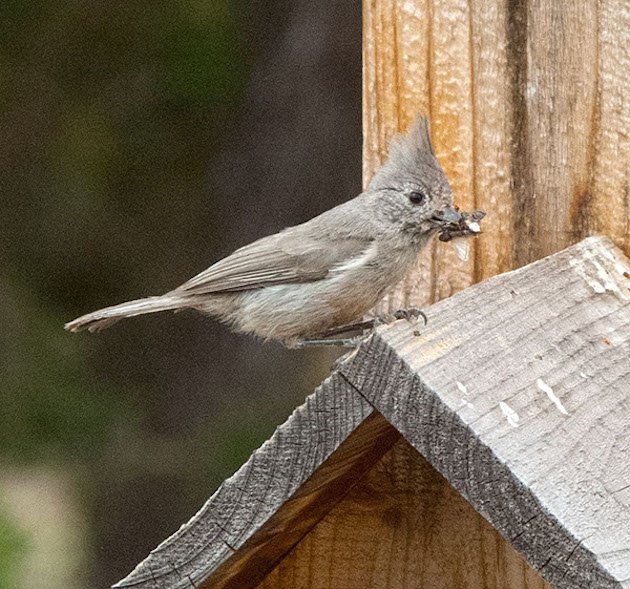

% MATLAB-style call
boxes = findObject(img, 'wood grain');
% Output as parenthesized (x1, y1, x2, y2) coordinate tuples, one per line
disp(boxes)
(259, 439, 552, 589)
(588, 0, 630, 254)
(342, 236, 630, 589)
(202, 413, 399, 589)
(113, 374, 399, 589)
(363, 0, 629, 305)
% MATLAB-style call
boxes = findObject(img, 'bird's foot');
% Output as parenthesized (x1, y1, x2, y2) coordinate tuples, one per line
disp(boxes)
(369, 307, 427, 327)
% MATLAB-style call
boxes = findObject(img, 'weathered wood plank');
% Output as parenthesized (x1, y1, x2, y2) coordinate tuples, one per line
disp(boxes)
(202, 413, 399, 589)
(341, 235, 630, 589)
(113, 374, 399, 589)
(259, 439, 553, 589)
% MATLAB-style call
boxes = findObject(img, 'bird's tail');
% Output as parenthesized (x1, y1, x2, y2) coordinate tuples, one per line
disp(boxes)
(65, 295, 185, 333)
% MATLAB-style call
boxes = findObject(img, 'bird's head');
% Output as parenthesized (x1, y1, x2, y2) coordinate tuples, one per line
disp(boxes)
(366, 116, 458, 240)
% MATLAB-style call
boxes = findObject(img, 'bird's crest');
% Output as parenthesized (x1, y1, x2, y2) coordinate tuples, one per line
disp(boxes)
(367, 115, 439, 190)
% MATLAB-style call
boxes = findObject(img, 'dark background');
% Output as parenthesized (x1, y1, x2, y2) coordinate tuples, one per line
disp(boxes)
(0, 1, 361, 586)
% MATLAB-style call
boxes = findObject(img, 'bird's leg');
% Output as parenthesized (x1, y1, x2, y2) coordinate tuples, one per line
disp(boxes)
(294, 336, 365, 348)
(319, 307, 427, 338)
(294, 320, 375, 348)
(317, 318, 379, 338)
(295, 307, 428, 349)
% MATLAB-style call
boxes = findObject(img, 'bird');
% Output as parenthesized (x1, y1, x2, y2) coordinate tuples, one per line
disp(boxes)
(65, 116, 461, 348)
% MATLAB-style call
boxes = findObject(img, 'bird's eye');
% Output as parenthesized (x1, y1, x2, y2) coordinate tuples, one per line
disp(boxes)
(408, 191, 426, 205)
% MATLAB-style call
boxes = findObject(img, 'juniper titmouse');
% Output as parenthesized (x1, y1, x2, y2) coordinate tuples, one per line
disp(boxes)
(66, 116, 478, 347)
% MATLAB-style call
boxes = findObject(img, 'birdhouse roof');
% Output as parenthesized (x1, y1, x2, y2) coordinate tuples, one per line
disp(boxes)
(114, 236, 630, 589)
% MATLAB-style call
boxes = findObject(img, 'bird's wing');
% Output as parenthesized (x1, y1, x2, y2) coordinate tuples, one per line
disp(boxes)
(175, 229, 373, 295)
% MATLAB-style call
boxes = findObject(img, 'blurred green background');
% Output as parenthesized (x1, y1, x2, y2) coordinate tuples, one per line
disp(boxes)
(0, 1, 360, 587)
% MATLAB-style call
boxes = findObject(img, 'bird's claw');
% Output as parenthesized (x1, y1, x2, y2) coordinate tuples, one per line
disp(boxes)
(368, 307, 427, 326)
(392, 307, 427, 325)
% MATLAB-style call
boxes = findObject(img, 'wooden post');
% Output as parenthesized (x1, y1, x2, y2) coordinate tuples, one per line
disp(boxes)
(364, 0, 629, 314)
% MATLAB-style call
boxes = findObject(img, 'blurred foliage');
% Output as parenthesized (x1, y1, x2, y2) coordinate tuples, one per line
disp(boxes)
(0, 0, 250, 310)
(0, 0, 254, 584)
(0, 502, 28, 588)
(0, 283, 137, 463)
(0, 0, 249, 462)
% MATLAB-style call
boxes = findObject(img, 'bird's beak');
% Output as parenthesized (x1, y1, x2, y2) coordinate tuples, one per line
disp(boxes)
(430, 205, 463, 227)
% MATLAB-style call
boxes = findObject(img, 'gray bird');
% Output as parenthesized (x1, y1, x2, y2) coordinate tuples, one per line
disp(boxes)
(65, 116, 464, 347)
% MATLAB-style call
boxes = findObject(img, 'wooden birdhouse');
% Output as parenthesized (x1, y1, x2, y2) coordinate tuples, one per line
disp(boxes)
(114, 236, 630, 589)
